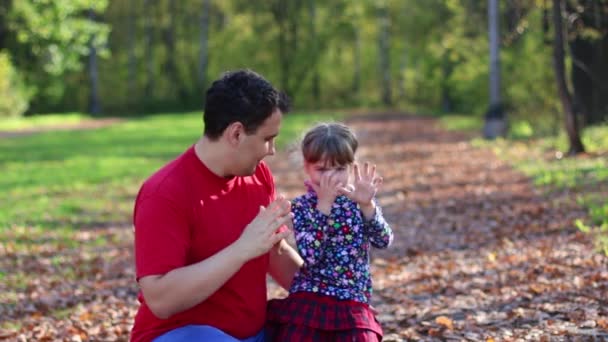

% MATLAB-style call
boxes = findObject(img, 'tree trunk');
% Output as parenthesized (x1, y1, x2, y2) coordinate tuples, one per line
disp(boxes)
(378, 4, 392, 106)
(308, 0, 320, 109)
(552, 0, 585, 154)
(127, 0, 137, 102)
(0, 0, 12, 51)
(163, 0, 186, 101)
(273, 1, 290, 95)
(566, 0, 608, 125)
(441, 51, 453, 112)
(88, 9, 102, 116)
(352, 28, 361, 98)
(483, 0, 507, 139)
(488, 0, 501, 107)
(198, 0, 210, 96)
(144, 0, 155, 100)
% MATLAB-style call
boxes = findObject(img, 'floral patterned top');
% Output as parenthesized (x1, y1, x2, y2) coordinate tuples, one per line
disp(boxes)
(288, 184, 394, 304)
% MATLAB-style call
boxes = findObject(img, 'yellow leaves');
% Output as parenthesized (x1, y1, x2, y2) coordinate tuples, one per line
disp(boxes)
(435, 316, 454, 330)
(487, 252, 497, 262)
(597, 317, 608, 330)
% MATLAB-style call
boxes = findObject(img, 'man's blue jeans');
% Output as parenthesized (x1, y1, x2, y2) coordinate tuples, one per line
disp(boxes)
(153, 325, 265, 342)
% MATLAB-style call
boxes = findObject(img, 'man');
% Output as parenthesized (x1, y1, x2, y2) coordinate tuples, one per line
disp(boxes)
(131, 70, 303, 342)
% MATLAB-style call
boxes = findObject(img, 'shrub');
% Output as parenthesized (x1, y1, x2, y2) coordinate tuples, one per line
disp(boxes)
(0, 52, 29, 118)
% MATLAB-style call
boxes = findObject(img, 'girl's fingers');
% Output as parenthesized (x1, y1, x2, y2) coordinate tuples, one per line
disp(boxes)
(370, 164, 377, 180)
(372, 176, 383, 187)
(354, 163, 361, 183)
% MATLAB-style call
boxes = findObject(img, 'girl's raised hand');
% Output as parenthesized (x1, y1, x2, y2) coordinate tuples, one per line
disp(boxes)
(308, 170, 343, 215)
(339, 162, 383, 206)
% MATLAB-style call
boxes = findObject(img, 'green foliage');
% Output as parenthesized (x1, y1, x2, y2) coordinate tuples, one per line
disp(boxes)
(5, 0, 110, 107)
(0, 53, 29, 118)
(0, 0, 604, 137)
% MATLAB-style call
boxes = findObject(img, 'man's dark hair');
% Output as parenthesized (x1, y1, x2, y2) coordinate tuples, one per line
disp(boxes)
(203, 69, 290, 140)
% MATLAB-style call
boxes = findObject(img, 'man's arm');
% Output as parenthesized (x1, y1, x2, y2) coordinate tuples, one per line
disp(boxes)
(268, 239, 303, 290)
(139, 199, 292, 319)
(139, 242, 248, 319)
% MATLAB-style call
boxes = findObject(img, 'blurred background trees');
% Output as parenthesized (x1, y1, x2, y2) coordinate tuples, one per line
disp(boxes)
(0, 0, 606, 140)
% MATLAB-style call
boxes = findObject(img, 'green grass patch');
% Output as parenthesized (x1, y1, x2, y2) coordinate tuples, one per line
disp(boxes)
(439, 114, 483, 132)
(0, 110, 340, 234)
(0, 113, 89, 131)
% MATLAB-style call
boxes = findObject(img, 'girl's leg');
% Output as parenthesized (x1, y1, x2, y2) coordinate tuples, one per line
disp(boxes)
(154, 325, 265, 342)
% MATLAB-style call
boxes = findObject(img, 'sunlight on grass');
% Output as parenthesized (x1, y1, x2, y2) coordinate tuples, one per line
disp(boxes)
(439, 115, 482, 132)
(0, 113, 89, 130)
(0, 110, 340, 236)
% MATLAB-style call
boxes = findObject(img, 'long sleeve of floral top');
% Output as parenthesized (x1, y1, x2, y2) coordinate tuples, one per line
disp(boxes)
(289, 186, 393, 304)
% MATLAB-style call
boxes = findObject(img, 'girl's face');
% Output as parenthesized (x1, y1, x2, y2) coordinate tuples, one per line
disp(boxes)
(304, 159, 351, 188)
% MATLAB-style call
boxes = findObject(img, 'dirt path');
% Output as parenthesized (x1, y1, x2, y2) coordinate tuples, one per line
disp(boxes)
(267, 114, 608, 340)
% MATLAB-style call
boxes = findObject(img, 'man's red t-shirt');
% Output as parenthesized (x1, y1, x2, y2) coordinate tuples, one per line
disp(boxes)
(131, 146, 276, 342)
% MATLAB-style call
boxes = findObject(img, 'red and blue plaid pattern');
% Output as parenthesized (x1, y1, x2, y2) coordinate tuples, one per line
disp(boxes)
(266, 292, 383, 341)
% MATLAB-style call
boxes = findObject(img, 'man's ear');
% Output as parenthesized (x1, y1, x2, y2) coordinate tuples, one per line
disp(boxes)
(225, 121, 245, 147)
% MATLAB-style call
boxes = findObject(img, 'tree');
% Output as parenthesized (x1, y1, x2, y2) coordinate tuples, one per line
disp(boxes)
(198, 0, 210, 97)
(88, 8, 102, 115)
(566, 0, 608, 126)
(552, 0, 585, 154)
(378, 2, 392, 106)
(483, 0, 507, 139)
(4, 0, 109, 112)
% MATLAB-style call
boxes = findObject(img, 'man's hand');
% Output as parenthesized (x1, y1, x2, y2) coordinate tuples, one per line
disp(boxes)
(235, 196, 293, 260)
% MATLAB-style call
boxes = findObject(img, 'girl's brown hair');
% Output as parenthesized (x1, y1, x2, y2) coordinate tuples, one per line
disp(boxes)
(301, 122, 358, 166)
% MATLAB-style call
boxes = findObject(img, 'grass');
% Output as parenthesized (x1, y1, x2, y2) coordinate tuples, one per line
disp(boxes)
(440, 116, 608, 254)
(0, 113, 89, 131)
(0, 110, 340, 247)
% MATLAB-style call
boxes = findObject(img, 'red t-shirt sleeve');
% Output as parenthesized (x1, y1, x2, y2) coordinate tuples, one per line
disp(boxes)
(134, 195, 190, 281)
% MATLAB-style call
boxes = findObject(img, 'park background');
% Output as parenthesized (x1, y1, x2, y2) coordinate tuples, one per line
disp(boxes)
(1, 0, 607, 340)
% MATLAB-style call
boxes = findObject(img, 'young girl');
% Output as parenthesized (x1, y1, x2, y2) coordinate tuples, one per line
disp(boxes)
(266, 122, 393, 341)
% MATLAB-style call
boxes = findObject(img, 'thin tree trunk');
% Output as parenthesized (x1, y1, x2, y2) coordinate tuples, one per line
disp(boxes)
(308, 0, 319, 109)
(88, 9, 102, 116)
(144, 0, 155, 100)
(163, 0, 185, 101)
(127, 0, 137, 102)
(488, 0, 501, 106)
(483, 0, 507, 139)
(0, 0, 12, 51)
(378, 4, 391, 106)
(441, 52, 452, 112)
(198, 0, 210, 96)
(552, 0, 585, 154)
(398, 47, 406, 101)
(353, 28, 361, 98)
(273, 1, 290, 94)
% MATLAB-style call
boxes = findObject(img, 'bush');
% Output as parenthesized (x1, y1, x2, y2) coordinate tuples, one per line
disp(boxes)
(0, 52, 29, 118)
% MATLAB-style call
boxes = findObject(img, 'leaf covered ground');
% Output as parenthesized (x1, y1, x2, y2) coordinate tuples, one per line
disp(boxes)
(1, 114, 607, 341)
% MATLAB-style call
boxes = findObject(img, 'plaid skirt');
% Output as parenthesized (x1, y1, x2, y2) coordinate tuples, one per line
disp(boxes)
(266, 292, 383, 342)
